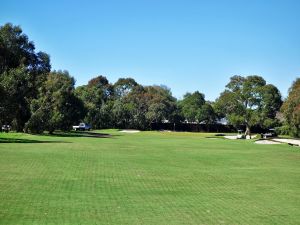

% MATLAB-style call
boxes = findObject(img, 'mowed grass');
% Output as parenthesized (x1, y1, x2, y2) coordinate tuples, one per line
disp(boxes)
(0, 131, 299, 225)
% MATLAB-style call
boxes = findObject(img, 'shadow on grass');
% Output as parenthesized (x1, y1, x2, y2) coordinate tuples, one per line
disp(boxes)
(205, 136, 224, 140)
(41, 131, 114, 138)
(0, 131, 115, 143)
(0, 138, 71, 144)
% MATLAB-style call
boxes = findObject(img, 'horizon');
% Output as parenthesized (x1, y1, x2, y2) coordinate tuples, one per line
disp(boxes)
(1, 0, 300, 100)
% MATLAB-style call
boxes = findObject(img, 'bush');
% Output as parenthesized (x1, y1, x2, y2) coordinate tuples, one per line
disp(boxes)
(24, 112, 45, 134)
(275, 125, 291, 136)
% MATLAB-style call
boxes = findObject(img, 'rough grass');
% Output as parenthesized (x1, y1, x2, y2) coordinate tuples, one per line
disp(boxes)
(0, 130, 299, 225)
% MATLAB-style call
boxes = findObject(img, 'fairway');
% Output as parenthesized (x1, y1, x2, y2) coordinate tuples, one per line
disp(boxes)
(0, 131, 299, 225)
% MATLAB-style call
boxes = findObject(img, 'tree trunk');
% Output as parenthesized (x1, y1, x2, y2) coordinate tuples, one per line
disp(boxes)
(245, 124, 251, 139)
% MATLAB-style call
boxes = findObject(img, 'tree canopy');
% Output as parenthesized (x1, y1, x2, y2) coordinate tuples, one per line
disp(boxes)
(178, 91, 216, 124)
(0, 23, 295, 135)
(0, 23, 51, 131)
(25, 71, 85, 133)
(281, 78, 300, 137)
(215, 75, 282, 135)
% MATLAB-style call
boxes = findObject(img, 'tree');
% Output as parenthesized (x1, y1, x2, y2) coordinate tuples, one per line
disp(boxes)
(98, 100, 114, 128)
(0, 23, 35, 73)
(259, 84, 283, 128)
(120, 85, 148, 129)
(112, 99, 135, 128)
(144, 85, 177, 125)
(113, 77, 138, 99)
(0, 23, 50, 85)
(0, 67, 31, 130)
(25, 71, 85, 133)
(75, 75, 113, 129)
(115, 84, 178, 130)
(178, 91, 206, 123)
(0, 23, 51, 130)
(215, 75, 282, 136)
(281, 78, 300, 137)
(197, 102, 216, 124)
(178, 91, 216, 126)
(87, 75, 113, 100)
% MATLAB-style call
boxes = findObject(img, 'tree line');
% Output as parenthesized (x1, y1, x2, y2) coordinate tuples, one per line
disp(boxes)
(1, 23, 299, 137)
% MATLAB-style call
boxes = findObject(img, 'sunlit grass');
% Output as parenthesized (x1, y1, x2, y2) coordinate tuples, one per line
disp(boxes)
(0, 130, 299, 225)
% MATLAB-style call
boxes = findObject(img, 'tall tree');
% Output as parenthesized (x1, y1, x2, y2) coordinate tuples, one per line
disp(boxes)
(215, 75, 282, 136)
(144, 85, 177, 125)
(87, 75, 113, 101)
(281, 78, 300, 137)
(0, 23, 51, 130)
(75, 75, 113, 128)
(178, 91, 206, 123)
(197, 102, 216, 124)
(113, 77, 138, 99)
(0, 67, 31, 130)
(121, 85, 148, 129)
(0, 23, 50, 82)
(25, 71, 85, 133)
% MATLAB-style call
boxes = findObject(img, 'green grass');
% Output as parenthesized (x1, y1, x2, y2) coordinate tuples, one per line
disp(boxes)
(0, 130, 299, 225)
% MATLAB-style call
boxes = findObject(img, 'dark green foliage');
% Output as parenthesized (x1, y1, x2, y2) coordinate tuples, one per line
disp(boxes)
(215, 75, 282, 135)
(113, 77, 138, 99)
(275, 125, 290, 136)
(0, 23, 293, 134)
(198, 102, 216, 124)
(260, 84, 283, 128)
(76, 77, 178, 130)
(144, 85, 177, 124)
(281, 78, 300, 137)
(179, 91, 205, 122)
(0, 23, 35, 73)
(119, 85, 178, 130)
(0, 67, 31, 131)
(178, 91, 216, 124)
(75, 75, 113, 129)
(25, 71, 85, 133)
(0, 23, 50, 131)
(120, 85, 148, 130)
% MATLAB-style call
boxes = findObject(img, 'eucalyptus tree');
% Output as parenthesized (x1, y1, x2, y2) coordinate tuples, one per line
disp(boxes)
(113, 77, 138, 99)
(25, 71, 85, 133)
(178, 91, 206, 123)
(144, 85, 177, 124)
(215, 75, 282, 136)
(178, 91, 217, 126)
(281, 78, 300, 137)
(0, 23, 50, 130)
(75, 75, 114, 128)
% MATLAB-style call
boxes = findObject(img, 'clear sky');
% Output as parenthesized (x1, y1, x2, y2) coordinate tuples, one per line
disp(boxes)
(1, 0, 300, 100)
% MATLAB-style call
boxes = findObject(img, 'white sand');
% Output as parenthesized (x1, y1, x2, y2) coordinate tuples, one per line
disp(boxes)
(224, 136, 238, 140)
(119, 130, 141, 133)
(272, 138, 300, 146)
(224, 135, 257, 140)
(255, 140, 281, 145)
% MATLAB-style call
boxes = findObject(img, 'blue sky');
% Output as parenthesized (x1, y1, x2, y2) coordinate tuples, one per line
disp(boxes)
(1, 0, 300, 100)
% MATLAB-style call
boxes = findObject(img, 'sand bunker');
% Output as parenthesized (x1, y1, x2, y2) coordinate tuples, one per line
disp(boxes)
(119, 129, 141, 133)
(273, 138, 300, 146)
(224, 136, 238, 140)
(224, 135, 257, 140)
(255, 140, 281, 145)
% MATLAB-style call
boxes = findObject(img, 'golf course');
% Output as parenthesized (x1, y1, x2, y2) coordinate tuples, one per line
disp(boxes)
(0, 130, 299, 225)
